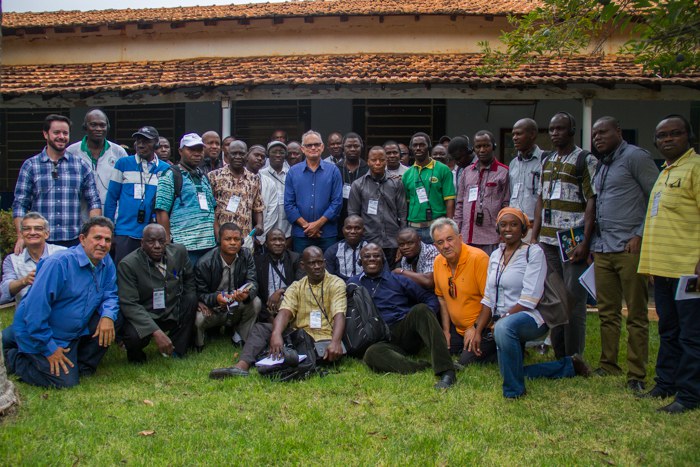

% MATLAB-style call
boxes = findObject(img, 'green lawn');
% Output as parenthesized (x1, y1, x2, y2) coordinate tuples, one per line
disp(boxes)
(1, 308, 698, 465)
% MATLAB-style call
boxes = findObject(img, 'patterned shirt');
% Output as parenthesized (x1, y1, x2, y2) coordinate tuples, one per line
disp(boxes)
(12, 149, 101, 241)
(279, 274, 347, 342)
(403, 159, 456, 223)
(539, 147, 598, 245)
(0, 243, 66, 305)
(455, 159, 510, 246)
(400, 241, 439, 274)
(208, 166, 264, 238)
(154, 167, 216, 251)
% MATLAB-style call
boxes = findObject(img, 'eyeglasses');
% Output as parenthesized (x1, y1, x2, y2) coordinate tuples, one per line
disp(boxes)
(448, 276, 457, 299)
(303, 142, 322, 149)
(655, 130, 687, 140)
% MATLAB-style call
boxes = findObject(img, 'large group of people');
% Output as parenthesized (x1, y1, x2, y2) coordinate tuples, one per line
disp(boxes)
(1, 109, 698, 415)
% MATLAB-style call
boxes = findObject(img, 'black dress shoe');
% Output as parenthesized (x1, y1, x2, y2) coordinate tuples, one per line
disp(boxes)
(209, 366, 249, 379)
(571, 354, 592, 377)
(636, 385, 674, 399)
(627, 379, 646, 393)
(657, 400, 693, 414)
(434, 372, 456, 390)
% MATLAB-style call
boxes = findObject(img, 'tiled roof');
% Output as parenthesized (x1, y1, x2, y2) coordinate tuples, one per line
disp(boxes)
(3, 0, 540, 29)
(2, 54, 697, 97)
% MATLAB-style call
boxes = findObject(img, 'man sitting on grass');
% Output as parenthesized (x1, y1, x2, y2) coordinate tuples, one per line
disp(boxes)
(117, 224, 197, 363)
(209, 246, 346, 378)
(349, 243, 456, 390)
(1, 217, 118, 388)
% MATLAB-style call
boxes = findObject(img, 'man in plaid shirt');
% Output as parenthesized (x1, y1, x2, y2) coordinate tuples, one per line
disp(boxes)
(12, 114, 101, 254)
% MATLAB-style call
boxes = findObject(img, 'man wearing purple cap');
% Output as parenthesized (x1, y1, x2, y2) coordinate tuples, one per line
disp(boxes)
(155, 133, 217, 266)
(105, 126, 171, 263)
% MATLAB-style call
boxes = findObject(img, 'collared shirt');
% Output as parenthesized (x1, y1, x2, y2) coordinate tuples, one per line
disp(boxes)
(105, 154, 170, 238)
(400, 242, 439, 274)
(324, 240, 368, 282)
(267, 259, 287, 298)
(11, 244, 119, 357)
(12, 149, 101, 241)
(0, 243, 66, 305)
(256, 173, 279, 244)
(539, 147, 598, 245)
(347, 173, 407, 248)
(508, 146, 543, 219)
(67, 137, 127, 218)
(279, 274, 347, 342)
(216, 254, 238, 294)
(261, 165, 292, 237)
(284, 159, 343, 238)
(433, 243, 489, 336)
(638, 148, 700, 278)
(482, 243, 546, 327)
(592, 141, 659, 253)
(455, 159, 510, 246)
(348, 268, 439, 326)
(208, 166, 264, 238)
(402, 159, 456, 223)
(154, 166, 216, 251)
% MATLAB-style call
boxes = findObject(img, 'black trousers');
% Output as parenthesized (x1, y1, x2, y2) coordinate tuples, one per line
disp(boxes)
(363, 304, 454, 375)
(121, 307, 195, 363)
(448, 322, 498, 366)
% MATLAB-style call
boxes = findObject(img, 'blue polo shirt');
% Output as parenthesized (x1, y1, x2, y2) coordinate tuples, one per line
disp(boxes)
(284, 159, 343, 238)
(348, 268, 439, 325)
(11, 244, 119, 357)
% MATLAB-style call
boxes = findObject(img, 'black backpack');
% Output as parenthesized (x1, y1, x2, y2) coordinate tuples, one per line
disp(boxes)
(257, 329, 318, 382)
(152, 165, 184, 216)
(342, 283, 391, 358)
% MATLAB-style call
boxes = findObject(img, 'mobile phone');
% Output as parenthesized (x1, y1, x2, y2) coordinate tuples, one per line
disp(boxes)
(475, 212, 484, 226)
(686, 278, 698, 293)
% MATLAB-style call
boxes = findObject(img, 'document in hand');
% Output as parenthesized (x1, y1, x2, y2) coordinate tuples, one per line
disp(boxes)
(578, 263, 596, 301)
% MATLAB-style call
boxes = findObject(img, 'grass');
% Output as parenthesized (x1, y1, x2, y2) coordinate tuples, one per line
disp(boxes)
(1, 308, 699, 466)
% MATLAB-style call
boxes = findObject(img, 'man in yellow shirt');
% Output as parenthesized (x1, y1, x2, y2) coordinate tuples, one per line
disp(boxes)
(637, 115, 700, 414)
(208, 246, 346, 378)
(431, 218, 493, 366)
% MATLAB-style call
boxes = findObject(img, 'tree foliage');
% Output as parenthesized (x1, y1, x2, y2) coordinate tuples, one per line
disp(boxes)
(478, 0, 700, 77)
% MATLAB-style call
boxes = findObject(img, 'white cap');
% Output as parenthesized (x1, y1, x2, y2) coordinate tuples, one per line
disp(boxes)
(179, 133, 204, 149)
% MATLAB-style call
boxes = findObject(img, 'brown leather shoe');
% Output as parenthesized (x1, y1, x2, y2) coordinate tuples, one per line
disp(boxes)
(571, 354, 592, 377)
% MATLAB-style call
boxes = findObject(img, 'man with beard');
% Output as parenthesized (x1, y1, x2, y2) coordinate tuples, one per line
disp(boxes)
(13, 114, 101, 253)
(117, 224, 197, 363)
(1, 217, 118, 388)
(208, 140, 264, 240)
(67, 109, 127, 217)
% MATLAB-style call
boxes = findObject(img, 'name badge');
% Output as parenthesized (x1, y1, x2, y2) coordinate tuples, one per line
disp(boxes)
(226, 195, 241, 213)
(343, 183, 351, 199)
(367, 199, 379, 215)
(416, 187, 428, 204)
(198, 192, 209, 211)
(310, 310, 322, 329)
(512, 183, 521, 198)
(133, 184, 144, 200)
(278, 194, 285, 205)
(153, 288, 166, 309)
(550, 183, 562, 200)
(467, 186, 479, 203)
(651, 192, 661, 217)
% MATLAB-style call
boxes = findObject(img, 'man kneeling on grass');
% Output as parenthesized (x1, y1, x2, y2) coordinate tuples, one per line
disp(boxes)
(209, 246, 346, 378)
(117, 224, 197, 363)
(349, 243, 457, 390)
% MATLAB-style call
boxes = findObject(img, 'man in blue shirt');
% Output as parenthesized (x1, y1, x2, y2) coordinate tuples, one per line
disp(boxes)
(348, 243, 456, 389)
(2, 217, 119, 388)
(284, 130, 343, 253)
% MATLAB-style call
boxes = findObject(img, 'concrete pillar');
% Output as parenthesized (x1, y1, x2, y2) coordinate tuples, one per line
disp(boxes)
(581, 98, 593, 151)
(221, 98, 232, 138)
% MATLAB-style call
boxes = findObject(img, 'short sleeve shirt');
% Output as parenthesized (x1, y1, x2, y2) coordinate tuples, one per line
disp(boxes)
(403, 160, 456, 223)
(208, 166, 264, 238)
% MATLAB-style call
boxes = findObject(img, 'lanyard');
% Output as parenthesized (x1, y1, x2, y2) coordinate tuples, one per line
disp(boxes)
(308, 280, 331, 324)
(415, 163, 434, 199)
(477, 165, 492, 212)
(269, 259, 288, 289)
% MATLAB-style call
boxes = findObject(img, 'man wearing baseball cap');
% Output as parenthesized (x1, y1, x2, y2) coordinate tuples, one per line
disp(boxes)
(261, 140, 292, 242)
(155, 133, 216, 266)
(105, 125, 171, 263)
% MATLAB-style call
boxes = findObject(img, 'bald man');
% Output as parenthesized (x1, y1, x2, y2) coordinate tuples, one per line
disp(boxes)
(117, 224, 197, 363)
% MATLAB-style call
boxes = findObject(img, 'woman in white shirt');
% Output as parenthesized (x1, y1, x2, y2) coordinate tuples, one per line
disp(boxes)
(468, 207, 591, 398)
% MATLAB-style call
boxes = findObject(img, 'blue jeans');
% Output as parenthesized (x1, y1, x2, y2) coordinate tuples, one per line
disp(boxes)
(2, 312, 111, 388)
(187, 248, 212, 268)
(292, 236, 337, 254)
(494, 312, 575, 398)
(415, 227, 434, 245)
(653, 276, 700, 408)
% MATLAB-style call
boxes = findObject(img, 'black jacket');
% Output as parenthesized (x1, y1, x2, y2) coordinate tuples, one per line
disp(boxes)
(195, 247, 258, 308)
(254, 250, 305, 321)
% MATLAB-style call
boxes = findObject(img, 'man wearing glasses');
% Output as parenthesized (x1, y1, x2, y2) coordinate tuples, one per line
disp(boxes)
(284, 130, 343, 253)
(0, 213, 66, 306)
(12, 114, 101, 253)
(66, 109, 127, 218)
(431, 218, 494, 366)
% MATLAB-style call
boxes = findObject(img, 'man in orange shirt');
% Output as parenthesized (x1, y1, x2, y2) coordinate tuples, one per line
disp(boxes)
(431, 217, 495, 366)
